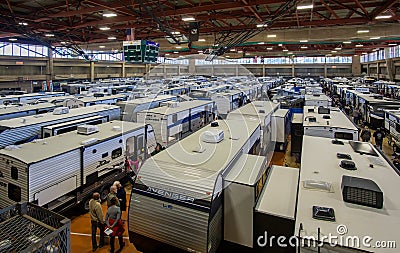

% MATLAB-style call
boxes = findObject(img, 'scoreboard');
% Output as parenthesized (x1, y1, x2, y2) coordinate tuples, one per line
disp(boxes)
(123, 40, 159, 64)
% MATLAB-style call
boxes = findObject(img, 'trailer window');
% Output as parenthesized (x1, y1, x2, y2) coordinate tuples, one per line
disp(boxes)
(8, 183, 21, 202)
(334, 132, 354, 140)
(11, 167, 18, 180)
(172, 114, 178, 123)
(112, 148, 122, 159)
(102, 152, 109, 158)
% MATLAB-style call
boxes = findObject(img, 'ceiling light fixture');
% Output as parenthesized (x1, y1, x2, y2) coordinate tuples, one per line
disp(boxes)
(171, 31, 181, 35)
(283, 49, 288, 52)
(370, 36, 381, 40)
(267, 34, 277, 38)
(297, 3, 313, 10)
(331, 50, 337, 53)
(108, 36, 116, 40)
(388, 43, 397, 46)
(238, 50, 243, 53)
(335, 47, 342, 50)
(356, 44, 364, 47)
(45, 33, 54, 37)
(165, 53, 170, 56)
(99, 27, 110, 31)
(60, 41, 66, 44)
(300, 40, 308, 43)
(258, 42, 265, 45)
(103, 13, 117, 17)
(343, 41, 352, 44)
(256, 24, 268, 28)
(278, 43, 283, 46)
(198, 38, 205, 42)
(99, 45, 105, 48)
(176, 46, 182, 49)
(375, 14, 392, 19)
(300, 46, 308, 49)
(9, 38, 17, 41)
(357, 29, 369, 34)
(362, 52, 367, 55)
(182, 17, 195, 21)
(18, 22, 28, 26)
(173, 51, 179, 54)
(230, 49, 236, 52)
(267, 47, 273, 50)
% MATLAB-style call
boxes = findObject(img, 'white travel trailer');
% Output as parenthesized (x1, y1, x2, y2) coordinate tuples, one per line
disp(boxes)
(129, 119, 261, 253)
(304, 94, 332, 107)
(384, 109, 400, 147)
(117, 95, 176, 122)
(297, 135, 400, 253)
(64, 94, 127, 108)
(271, 109, 291, 151)
(137, 100, 216, 147)
(303, 106, 358, 140)
(0, 121, 156, 211)
(227, 101, 280, 161)
(0, 103, 59, 120)
(211, 90, 246, 117)
(0, 105, 121, 148)
(41, 115, 108, 138)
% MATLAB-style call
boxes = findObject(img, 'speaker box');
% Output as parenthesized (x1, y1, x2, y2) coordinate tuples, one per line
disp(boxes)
(189, 22, 199, 41)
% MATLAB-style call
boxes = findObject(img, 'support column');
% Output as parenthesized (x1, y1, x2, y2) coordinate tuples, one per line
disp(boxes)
(178, 65, 181, 76)
(235, 65, 239, 76)
(90, 61, 95, 82)
(46, 47, 54, 83)
(188, 58, 196, 75)
(351, 55, 361, 76)
(163, 64, 167, 79)
(121, 62, 126, 78)
(377, 63, 380, 80)
(291, 63, 295, 76)
(262, 64, 265, 77)
(324, 63, 328, 78)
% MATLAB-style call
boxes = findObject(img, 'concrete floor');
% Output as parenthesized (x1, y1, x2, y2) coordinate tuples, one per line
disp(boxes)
(69, 130, 394, 253)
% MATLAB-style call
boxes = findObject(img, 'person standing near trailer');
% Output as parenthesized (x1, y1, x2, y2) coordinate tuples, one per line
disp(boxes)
(373, 128, 385, 150)
(360, 126, 371, 142)
(89, 192, 105, 252)
(107, 186, 120, 208)
(105, 197, 125, 253)
(113, 181, 126, 214)
(353, 107, 360, 125)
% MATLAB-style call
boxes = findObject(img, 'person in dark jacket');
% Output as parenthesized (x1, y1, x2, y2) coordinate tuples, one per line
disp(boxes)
(113, 181, 126, 213)
(360, 126, 371, 142)
(373, 128, 385, 150)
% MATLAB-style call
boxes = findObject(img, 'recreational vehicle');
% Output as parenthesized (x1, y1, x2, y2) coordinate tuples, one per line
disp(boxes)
(227, 101, 280, 161)
(137, 100, 216, 147)
(0, 121, 156, 211)
(304, 94, 332, 107)
(64, 94, 127, 108)
(303, 106, 359, 140)
(384, 109, 400, 147)
(297, 135, 400, 252)
(0, 105, 120, 148)
(117, 95, 176, 122)
(271, 109, 291, 151)
(129, 119, 261, 253)
(211, 90, 246, 118)
(0, 103, 59, 120)
(41, 115, 108, 138)
(0, 92, 67, 105)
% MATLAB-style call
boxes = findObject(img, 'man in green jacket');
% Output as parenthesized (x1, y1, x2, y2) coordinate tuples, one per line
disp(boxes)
(89, 192, 105, 251)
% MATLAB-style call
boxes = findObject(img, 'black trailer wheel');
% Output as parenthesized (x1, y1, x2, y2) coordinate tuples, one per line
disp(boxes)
(100, 185, 110, 202)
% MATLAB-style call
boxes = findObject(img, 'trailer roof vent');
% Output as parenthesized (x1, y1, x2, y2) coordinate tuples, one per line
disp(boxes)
(201, 129, 224, 143)
(162, 101, 179, 108)
(112, 126, 121, 131)
(81, 137, 98, 146)
(4, 145, 20, 151)
(77, 125, 99, 135)
(53, 107, 69, 115)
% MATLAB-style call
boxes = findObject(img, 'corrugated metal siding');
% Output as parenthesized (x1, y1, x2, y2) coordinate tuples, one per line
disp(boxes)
(0, 107, 121, 148)
(28, 149, 81, 203)
(0, 156, 28, 209)
(129, 193, 209, 253)
(82, 129, 141, 184)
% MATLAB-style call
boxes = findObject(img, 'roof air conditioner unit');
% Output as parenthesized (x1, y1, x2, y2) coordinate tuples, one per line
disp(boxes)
(77, 125, 99, 135)
(53, 107, 70, 115)
(201, 129, 224, 143)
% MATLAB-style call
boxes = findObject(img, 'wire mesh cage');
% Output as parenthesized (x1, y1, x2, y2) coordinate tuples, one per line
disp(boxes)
(0, 202, 70, 253)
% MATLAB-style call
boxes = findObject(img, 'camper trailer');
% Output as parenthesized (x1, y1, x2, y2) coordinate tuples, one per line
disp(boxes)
(129, 118, 261, 253)
(297, 135, 400, 252)
(137, 100, 216, 147)
(304, 94, 332, 107)
(0, 105, 120, 149)
(0, 121, 156, 211)
(303, 106, 358, 140)
(271, 109, 291, 151)
(211, 90, 246, 118)
(0, 103, 59, 120)
(227, 100, 280, 161)
(64, 94, 127, 108)
(41, 115, 108, 138)
(117, 95, 176, 122)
